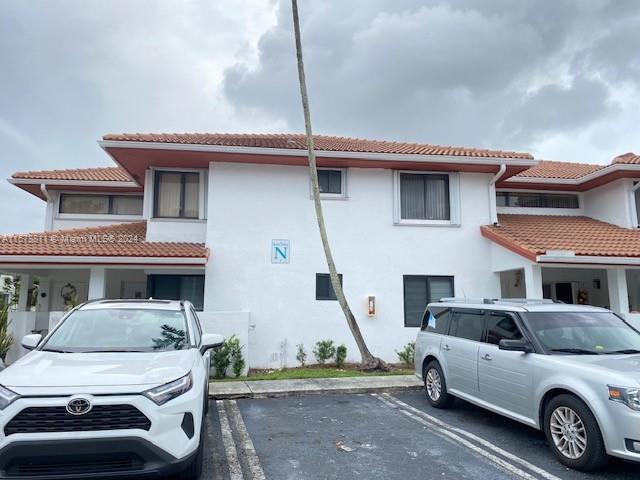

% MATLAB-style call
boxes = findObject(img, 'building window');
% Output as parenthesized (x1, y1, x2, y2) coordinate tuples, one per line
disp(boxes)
(316, 273, 343, 301)
(154, 171, 200, 219)
(394, 172, 459, 225)
(496, 192, 579, 209)
(313, 168, 347, 199)
(147, 275, 205, 310)
(634, 187, 640, 226)
(403, 275, 454, 327)
(59, 194, 143, 215)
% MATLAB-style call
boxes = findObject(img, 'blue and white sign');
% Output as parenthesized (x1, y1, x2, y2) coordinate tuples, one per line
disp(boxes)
(271, 239, 290, 264)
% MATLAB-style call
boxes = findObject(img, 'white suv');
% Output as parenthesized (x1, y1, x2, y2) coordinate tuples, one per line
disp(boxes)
(0, 299, 223, 479)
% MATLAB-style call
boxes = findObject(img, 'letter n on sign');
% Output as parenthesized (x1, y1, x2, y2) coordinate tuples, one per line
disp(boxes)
(271, 239, 290, 264)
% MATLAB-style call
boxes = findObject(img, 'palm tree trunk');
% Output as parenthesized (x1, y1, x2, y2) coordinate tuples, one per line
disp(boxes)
(290, 0, 387, 370)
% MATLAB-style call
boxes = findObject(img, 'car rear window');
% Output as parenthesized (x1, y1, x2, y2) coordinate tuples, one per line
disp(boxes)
(450, 310, 485, 342)
(421, 307, 451, 334)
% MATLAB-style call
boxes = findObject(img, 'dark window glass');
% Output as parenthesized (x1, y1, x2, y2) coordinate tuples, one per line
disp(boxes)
(422, 307, 452, 334)
(400, 173, 450, 220)
(635, 186, 640, 226)
(318, 170, 342, 194)
(154, 171, 200, 218)
(496, 192, 579, 209)
(404, 276, 454, 327)
(525, 312, 640, 354)
(59, 194, 142, 215)
(450, 311, 485, 342)
(316, 274, 343, 301)
(147, 275, 205, 310)
(484, 312, 523, 345)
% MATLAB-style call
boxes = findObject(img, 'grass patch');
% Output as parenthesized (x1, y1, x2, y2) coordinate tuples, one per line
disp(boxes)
(211, 363, 413, 382)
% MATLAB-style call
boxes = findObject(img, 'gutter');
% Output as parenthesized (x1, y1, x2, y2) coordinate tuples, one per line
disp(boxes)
(537, 254, 640, 266)
(489, 164, 507, 225)
(39, 184, 50, 201)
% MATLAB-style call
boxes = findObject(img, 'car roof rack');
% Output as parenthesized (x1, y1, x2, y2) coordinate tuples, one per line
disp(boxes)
(438, 297, 559, 305)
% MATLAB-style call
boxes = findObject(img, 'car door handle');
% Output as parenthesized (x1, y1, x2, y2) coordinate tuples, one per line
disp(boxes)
(442, 344, 451, 351)
(482, 353, 492, 361)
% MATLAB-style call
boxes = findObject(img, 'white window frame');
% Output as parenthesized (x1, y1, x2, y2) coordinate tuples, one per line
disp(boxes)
(148, 167, 207, 221)
(393, 170, 460, 226)
(54, 191, 144, 221)
(310, 167, 348, 200)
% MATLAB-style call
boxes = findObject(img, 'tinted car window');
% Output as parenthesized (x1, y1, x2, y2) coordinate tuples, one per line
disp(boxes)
(450, 311, 485, 342)
(485, 312, 523, 345)
(421, 308, 451, 335)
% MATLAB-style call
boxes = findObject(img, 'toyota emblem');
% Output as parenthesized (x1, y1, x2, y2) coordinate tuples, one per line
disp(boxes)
(66, 396, 92, 416)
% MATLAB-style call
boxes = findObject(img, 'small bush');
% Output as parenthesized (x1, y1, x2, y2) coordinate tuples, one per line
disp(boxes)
(396, 341, 416, 368)
(227, 335, 246, 378)
(335, 344, 347, 369)
(296, 344, 307, 366)
(313, 339, 336, 364)
(212, 339, 231, 378)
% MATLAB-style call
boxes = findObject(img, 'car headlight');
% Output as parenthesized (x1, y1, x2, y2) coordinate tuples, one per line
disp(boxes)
(143, 372, 192, 405)
(608, 385, 640, 411)
(0, 385, 20, 410)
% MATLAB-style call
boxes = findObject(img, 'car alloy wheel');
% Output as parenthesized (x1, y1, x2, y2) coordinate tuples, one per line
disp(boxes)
(425, 367, 442, 402)
(549, 406, 587, 460)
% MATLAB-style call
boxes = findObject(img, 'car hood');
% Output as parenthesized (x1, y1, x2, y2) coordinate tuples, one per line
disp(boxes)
(0, 350, 195, 388)
(559, 354, 640, 377)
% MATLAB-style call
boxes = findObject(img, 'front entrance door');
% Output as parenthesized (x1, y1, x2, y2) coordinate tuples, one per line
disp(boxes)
(555, 283, 574, 304)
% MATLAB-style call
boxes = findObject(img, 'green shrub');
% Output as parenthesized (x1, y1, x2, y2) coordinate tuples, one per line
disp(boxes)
(335, 344, 347, 369)
(313, 339, 336, 364)
(396, 341, 416, 368)
(212, 338, 232, 378)
(227, 335, 246, 378)
(296, 344, 307, 366)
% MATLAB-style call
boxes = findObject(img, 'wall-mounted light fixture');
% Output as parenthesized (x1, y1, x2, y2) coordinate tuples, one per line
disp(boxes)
(367, 296, 376, 316)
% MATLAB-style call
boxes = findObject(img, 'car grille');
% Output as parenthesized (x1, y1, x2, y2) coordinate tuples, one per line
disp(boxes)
(4, 404, 151, 436)
(6, 453, 144, 476)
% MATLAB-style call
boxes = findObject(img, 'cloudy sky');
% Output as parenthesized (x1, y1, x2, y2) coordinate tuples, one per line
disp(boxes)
(1, 0, 639, 233)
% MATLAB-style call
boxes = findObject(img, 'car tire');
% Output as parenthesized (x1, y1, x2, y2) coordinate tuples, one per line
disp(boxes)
(177, 414, 205, 480)
(543, 394, 608, 471)
(423, 361, 454, 409)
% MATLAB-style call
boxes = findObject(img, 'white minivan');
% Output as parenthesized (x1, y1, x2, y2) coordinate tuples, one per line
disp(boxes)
(0, 299, 223, 479)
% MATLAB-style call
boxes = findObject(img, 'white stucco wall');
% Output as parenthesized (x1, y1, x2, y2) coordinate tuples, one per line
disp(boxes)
(145, 218, 207, 243)
(583, 179, 633, 228)
(203, 162, 500, 368)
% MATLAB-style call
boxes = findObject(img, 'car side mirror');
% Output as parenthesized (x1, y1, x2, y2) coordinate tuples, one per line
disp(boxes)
(499, 339, 533, 353)
(200, 333, 224, 354)
(21, 334, 42, 351)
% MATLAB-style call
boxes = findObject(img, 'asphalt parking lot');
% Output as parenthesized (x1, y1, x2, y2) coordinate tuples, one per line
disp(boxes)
(190, 391, 638, 480)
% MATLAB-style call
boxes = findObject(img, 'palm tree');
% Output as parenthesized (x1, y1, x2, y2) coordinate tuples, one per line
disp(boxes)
(290, 0, 386, 370)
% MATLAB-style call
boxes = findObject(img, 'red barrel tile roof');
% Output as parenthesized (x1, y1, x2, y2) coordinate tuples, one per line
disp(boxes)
(613, 152, 640, 165)
(512, 160, 604, 179)
(12, 167, 132, 182)
(102, 132, 533, 160)
(481, 214, 640, 260)
(0, 222, 207, 260)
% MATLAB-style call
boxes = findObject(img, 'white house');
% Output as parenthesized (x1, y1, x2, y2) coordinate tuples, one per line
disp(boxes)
(3, 134, 640, 367)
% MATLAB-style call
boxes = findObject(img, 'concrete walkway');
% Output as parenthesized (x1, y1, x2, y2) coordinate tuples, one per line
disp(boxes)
(209, 374, 422, 399)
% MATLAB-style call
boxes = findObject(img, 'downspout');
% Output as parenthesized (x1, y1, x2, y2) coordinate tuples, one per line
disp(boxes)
(40, 184, 54, 231)
(631, 181, 640, 228)
(489, 164, 507, 225)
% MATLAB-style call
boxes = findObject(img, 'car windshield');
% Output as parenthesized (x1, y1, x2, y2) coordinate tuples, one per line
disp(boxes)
(525, 311, 640, 355)
(42, 308, 189, 353)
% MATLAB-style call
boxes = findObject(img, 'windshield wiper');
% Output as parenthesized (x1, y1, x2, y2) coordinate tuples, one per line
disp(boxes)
(550, 348, 602, 355)
(604, 349, 640, 355)
(81, 349, 145, 353)
(41, 348, 71, 353)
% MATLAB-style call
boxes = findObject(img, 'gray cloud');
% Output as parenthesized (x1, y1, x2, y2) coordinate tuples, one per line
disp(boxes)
(224, 0, 640, 159)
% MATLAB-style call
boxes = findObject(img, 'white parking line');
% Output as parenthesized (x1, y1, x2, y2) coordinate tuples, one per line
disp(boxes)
(216, 400, 244, 480)
(227, 400, 267, 480)
(380, 393, 562, 480)
(373, 393, 547, 480)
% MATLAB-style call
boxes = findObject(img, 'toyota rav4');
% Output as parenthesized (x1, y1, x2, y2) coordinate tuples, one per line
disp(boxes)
(0, 299, 223, 479)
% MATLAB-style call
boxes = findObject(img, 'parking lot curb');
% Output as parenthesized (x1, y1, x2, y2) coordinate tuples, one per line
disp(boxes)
(209, 375, 423, 399)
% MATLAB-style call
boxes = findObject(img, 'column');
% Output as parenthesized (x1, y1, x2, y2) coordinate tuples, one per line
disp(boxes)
(88, 267, 107, 300)
(16, 273, 31, 312)
(524, 264, 543, 299)
(607, 267, 630, 314)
